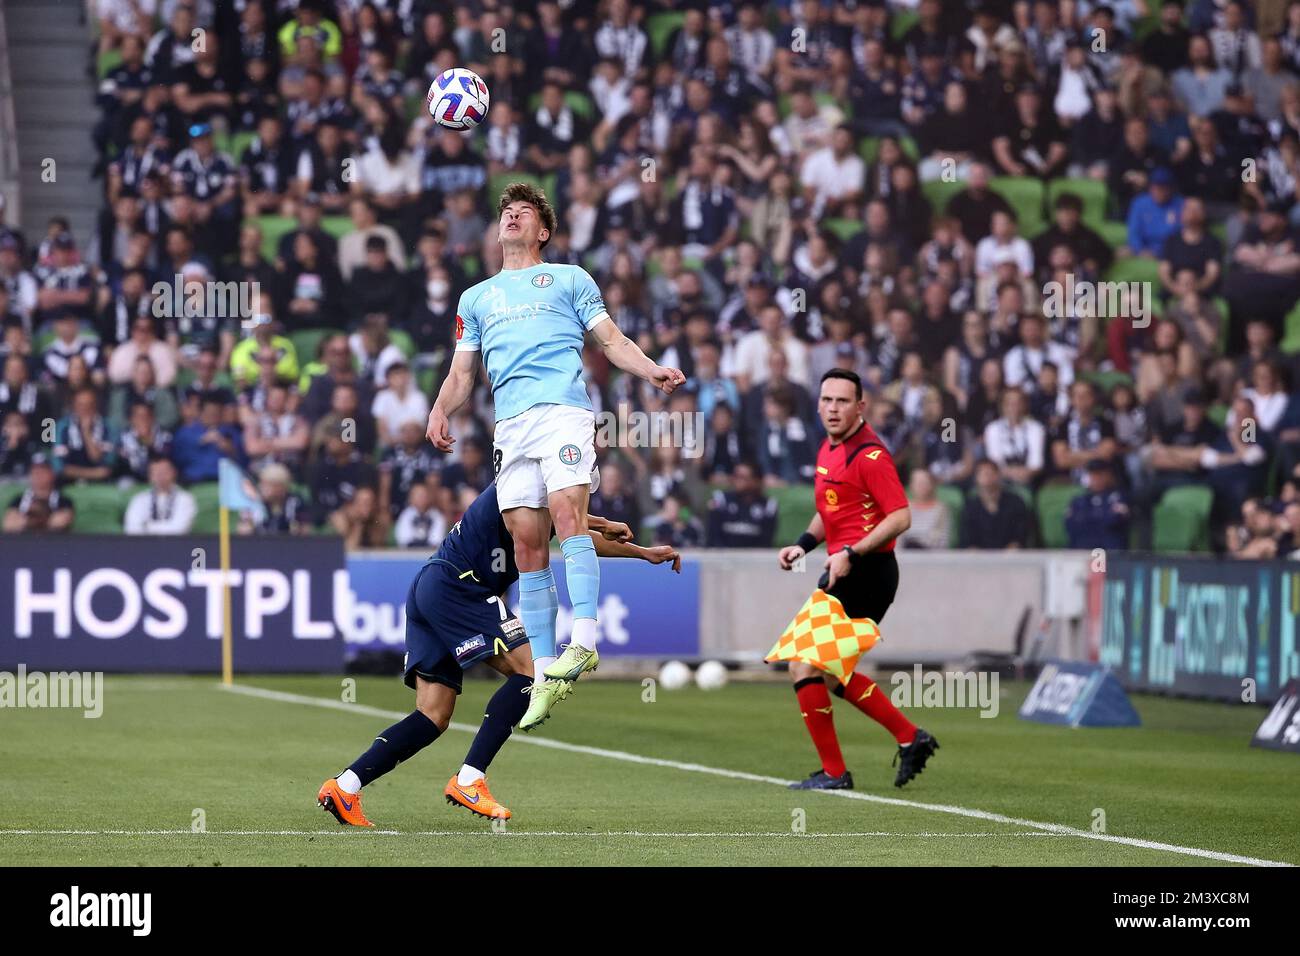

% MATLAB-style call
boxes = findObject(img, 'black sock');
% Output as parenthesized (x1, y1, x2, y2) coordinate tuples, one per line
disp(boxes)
(347, 711, 441, 787)
(463, 674, 532, 775)
(831, 681, 846, 699)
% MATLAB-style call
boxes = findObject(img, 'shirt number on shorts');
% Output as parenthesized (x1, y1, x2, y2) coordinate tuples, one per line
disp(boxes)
(492, 447, 503, 476)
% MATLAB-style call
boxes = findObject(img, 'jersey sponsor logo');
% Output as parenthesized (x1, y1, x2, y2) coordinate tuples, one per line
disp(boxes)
(502, 617, 525, 640)
(455, 314, 464, 340)
(454, 634, 487, 662)
(532, 272, 554, 288)
(558, 443, 582, 466)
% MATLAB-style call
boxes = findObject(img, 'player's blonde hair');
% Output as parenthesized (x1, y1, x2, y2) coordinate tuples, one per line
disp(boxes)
(498, 182, 557, 248)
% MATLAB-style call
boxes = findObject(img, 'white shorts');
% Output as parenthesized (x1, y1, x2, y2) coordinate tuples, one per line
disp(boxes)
(493, 403, 598, 511)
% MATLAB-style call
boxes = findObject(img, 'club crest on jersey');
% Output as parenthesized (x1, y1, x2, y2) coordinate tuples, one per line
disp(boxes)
(455, 314, 464, 340)
(532, 272, 554, 288)
(558, 443, 582, 466)
(824, 488, 840, 511)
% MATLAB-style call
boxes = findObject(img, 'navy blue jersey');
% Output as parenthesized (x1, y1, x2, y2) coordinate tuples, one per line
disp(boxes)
(433, 483, 521, 596)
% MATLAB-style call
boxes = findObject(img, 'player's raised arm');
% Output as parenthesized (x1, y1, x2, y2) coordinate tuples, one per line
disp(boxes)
(589, 530, 682, 572)
(427, 347, 477, 451)
(588, 315, 685, 395)
(586, 513, 634, 542)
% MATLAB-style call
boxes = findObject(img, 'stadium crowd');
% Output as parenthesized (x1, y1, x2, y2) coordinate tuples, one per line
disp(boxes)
(4, 0, 1300, 559)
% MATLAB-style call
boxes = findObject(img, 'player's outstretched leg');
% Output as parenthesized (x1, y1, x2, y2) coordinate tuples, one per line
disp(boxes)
(318, 676, 453, 826)
(446, 645, 535, 819)
(517, 566, 573, 731)
(832, 672, 940, 787)
(544, 534, 601, 682)
(787, 669, 854, 790)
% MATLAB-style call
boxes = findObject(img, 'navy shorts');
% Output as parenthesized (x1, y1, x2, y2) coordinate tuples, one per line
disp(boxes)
(403, 560, 529, 694)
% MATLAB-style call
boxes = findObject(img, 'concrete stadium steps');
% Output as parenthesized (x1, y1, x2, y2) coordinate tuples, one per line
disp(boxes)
(6, 0, 99, 246)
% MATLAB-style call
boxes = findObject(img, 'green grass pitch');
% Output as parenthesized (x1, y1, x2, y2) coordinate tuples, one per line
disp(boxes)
(2, 674, 1297, 866)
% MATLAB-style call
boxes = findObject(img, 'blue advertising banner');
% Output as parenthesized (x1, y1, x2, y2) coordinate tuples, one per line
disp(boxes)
(1100, 555, 1300, 702)
(342, 552, 700, 659)
(0, 534, 344, 672)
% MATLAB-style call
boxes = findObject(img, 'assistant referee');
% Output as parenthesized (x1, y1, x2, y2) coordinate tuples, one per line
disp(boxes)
(776, 369, 940, 790)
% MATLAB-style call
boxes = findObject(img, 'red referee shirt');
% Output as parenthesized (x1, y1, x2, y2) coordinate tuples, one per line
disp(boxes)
(814, 420, 909, 553)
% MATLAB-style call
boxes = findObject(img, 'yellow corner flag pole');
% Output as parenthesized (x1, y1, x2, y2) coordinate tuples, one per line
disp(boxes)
(219, 504, 233, 686)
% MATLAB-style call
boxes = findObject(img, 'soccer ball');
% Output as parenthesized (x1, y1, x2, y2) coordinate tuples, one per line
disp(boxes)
(695, 660, 728, 691)
(658, 660, 691, 691)
(426, 68, 490, 130)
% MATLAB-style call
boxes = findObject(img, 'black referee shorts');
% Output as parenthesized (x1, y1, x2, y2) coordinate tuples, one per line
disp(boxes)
(818, 551, 899, 623)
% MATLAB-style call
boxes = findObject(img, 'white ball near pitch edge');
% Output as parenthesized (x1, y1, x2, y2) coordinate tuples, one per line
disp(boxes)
(695, 660, 728, 691)
(658, 660, 691, 690)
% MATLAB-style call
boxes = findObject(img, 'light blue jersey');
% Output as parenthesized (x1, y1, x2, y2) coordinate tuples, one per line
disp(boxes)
(454, 262, 609, 422)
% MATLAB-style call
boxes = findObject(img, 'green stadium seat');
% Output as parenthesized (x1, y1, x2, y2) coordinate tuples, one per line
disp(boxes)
(813, 90, 851, 119)
(1097, 220, 1128, 249)
(891, 10, 920, 42)
(389, 329, 416, 358)
(1036, 483, 1079, 549)
(1132, 15, 1162, 42)
(1083, 369, 1135, 396)
(923, 178, 966, 216)
(1281, 299, 1300, 355)
(989, 176, 1046, 235)
(770, 484, 817, 547)
(646, 11, 686, 60)
(1153, 485, 1213, 552)
(97, 48, 123, 79)
(228, 131, 256, 162)
(190, 482, 222, 535)
(63, 483, 134, 534)
(822, 218, 864, 242)
(1105, 255, 1162, 286)
(416, 366, 438, 397)
(857, 135, 920, 164)
(255, 214, 297, 262)
(321, 215, 352, 241)
(1047, 177, 1109, 226)
(404, 93, 425, 123)
(1213, 296, 1230, 354)
(935, 483, 965, 532)
(529, 91, 595, 121)
(1207, 402, 1229, 428)
(290, 328, 344, 365)
(0, 479, 27, 511)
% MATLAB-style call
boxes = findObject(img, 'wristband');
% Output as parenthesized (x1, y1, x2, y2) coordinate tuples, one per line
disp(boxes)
(796, 532, 818, 553)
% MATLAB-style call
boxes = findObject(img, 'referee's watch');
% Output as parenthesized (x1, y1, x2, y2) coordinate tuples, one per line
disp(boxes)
(841, 546, 859, 564)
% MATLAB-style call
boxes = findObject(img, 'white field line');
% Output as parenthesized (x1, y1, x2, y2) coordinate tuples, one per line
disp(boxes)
(114, 682, 1294, 867)
(0, 830, 1067, 839)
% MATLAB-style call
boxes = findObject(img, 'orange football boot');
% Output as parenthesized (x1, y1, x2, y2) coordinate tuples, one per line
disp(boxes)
(317, 778, 374, 827)
(444, 775, 512, 819)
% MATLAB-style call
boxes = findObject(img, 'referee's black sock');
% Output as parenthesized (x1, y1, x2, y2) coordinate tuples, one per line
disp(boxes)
(347, 711, 442, 787)
(463, 673, 533, 775)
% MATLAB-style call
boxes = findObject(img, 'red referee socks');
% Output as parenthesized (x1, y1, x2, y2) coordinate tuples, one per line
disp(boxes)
(793, 677, 847, 777)
(836, 672, 917, 745)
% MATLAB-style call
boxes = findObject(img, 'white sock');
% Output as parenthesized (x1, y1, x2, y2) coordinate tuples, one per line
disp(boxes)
(336, 769, 361, 794)
(457, 764, 485, 787)
(533, 655, 556, 678)
(570, 617, 597, 651)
